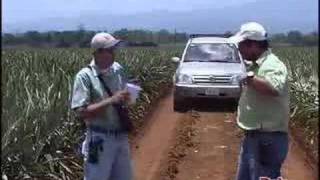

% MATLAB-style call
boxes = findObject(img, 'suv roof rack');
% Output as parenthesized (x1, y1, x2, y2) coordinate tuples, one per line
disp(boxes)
(189, 33, 233, 39)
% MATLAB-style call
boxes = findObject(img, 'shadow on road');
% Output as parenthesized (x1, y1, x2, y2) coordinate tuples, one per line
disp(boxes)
(188, 98, 237, 113)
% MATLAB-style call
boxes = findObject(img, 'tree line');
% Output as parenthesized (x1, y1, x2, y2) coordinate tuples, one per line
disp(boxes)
(1, 28, 318, 48)
(1, 28, 188, 48)
(270, 31, 318, 46)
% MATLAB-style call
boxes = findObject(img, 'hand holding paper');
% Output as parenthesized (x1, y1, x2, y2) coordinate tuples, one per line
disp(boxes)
(125, 83, 142, 104)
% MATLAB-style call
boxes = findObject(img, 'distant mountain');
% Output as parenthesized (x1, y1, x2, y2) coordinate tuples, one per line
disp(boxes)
(3, 0, 318, 34)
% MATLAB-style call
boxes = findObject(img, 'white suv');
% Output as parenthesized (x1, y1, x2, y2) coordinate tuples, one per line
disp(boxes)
(172, 34, 246, 111)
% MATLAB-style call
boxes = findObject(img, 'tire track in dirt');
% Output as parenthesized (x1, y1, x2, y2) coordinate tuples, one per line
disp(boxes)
(159, 110, 199, 180)
(132, 92, 185, 180)
(173, 111, 241, 180)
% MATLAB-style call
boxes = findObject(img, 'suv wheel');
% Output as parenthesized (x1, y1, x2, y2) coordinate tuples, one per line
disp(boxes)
(232, 98, 239, 111)
(173, 96, 188, 112)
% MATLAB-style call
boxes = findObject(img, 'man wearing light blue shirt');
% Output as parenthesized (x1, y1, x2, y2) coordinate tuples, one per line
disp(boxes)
(71, 32, 132, 180)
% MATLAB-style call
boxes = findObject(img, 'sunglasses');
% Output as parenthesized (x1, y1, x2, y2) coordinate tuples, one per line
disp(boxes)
(95, 48, 115, 54)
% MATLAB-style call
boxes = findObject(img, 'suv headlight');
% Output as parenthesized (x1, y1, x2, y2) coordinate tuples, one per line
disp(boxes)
(177, 74, 193, 84)
(231, 74, 247, 85)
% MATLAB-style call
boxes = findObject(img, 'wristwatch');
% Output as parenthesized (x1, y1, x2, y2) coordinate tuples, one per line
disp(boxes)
(247, 71, 255, 79)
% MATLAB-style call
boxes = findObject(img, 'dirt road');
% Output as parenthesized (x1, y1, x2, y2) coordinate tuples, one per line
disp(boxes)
(132, 92, 184, 180)
(132, 93, 318, 180)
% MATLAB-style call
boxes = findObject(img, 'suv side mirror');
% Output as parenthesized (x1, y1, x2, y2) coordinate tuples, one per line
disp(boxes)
(171, 57, 181, 63)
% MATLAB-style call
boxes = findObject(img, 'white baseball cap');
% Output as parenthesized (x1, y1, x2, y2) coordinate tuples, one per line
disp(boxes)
(91, 32, 121, 49)
(229, 22, 268, 44)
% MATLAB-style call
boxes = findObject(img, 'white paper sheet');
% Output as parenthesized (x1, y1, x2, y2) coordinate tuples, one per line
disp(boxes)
(126, 83, 142, 104)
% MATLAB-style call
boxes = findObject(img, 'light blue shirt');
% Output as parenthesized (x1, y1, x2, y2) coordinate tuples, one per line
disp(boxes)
(71, 60, 127, 130)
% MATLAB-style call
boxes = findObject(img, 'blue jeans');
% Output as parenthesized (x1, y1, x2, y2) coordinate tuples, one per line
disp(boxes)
(82, 130, 133, 180)
(236, 131, 289, 180)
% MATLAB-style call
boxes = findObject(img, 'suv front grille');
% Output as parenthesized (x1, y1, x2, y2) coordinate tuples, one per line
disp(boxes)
(193, 75, 232, 84)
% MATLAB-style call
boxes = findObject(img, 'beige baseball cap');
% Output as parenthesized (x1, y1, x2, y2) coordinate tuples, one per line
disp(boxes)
(91, 32, 121, 49)
(229, 22, 268, 44)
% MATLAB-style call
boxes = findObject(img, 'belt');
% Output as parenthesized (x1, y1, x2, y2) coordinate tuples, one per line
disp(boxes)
(244, 130, 287, 136)
(88, 126, 128, 136)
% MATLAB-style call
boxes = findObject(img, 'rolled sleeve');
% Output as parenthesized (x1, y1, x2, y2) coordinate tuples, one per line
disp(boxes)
(261, 63, 288, 94)
(71, 73, 91, 110)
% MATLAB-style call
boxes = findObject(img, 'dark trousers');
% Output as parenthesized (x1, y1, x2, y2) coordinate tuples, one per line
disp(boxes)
(236, 131, 289, 180)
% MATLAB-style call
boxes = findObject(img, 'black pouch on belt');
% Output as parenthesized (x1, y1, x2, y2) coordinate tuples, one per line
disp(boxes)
(88, 136, 104, 164)
(112, 103, 133, 132)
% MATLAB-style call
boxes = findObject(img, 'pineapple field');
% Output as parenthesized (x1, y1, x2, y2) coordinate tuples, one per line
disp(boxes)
(1, 46, 318, 179)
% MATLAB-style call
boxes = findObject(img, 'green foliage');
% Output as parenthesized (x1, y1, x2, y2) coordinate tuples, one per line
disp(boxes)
(1, 47, 180, 179)
(274, 47, 318, 160)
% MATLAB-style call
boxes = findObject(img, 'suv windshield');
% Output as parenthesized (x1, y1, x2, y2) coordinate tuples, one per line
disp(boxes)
(184, 43, 241, 63)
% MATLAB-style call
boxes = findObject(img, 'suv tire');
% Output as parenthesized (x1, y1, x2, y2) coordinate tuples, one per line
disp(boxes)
(173, 95, 188, 112)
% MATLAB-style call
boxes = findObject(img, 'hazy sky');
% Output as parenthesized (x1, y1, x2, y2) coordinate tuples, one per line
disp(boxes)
(3, 0, 318, 33)
(3, 0, 258, 22)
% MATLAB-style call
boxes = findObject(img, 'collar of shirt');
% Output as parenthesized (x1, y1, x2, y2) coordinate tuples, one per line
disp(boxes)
(89, 59, 114, 77)
(255, 49, 272, 67)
